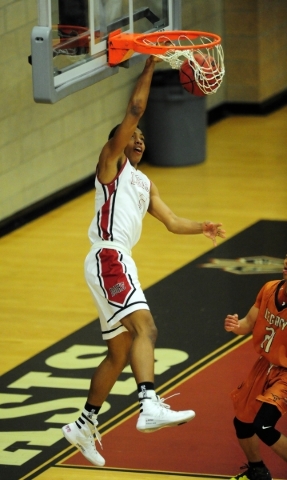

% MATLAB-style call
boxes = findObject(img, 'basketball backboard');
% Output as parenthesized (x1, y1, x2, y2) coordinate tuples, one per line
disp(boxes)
(30, 0, 182, 104)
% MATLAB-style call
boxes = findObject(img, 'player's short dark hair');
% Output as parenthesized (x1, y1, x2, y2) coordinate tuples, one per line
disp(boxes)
(108, 124, 142, 140)
(108, 124, 121, 140)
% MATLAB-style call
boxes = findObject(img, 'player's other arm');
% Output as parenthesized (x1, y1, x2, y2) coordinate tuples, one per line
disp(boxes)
(148, 182, 225, 246)
(224, 306, 258, 335)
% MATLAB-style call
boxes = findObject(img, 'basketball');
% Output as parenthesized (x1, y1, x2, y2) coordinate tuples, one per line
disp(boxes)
(179, 54, 218, 96)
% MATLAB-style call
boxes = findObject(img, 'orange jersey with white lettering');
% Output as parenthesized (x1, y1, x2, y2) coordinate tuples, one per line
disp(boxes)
(253, 280, 287, 367)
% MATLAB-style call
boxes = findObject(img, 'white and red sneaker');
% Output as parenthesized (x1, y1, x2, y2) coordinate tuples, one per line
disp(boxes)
(62, 416, 105, 467)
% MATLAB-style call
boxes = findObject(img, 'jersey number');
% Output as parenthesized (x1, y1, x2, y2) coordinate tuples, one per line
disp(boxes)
(260, 326, 276, 353)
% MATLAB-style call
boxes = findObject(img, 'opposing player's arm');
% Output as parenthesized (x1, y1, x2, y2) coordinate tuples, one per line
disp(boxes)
(224, 305, 258, 335)
(148, 182, 225, 245)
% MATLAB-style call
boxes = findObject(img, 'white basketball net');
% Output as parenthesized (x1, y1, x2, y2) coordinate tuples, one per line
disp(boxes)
(143, 34, 225, 95)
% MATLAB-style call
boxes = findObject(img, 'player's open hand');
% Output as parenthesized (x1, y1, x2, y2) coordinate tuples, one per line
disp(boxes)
(202, 221, 226, 247)
(224, 314, 239, 332)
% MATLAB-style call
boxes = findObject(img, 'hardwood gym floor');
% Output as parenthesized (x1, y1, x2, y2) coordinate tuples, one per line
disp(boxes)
(0, 106, 286, 480)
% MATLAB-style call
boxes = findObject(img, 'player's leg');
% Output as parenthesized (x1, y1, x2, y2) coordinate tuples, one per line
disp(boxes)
(87, 330, 133, 405)
(121, 309, 157, 383)
(121, 309, 196, 433)
(62, 331, 132, 467)
(253, 401, 287, 462)
(230, 358, 273, 480)
(231, 417, 272, 480)
(271, 433, 287, 461)
(254, 366, 287, 463)
(237, 435, 261, 463)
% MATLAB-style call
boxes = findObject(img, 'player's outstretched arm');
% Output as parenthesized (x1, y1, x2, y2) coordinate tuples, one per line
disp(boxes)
(148, 183, 226, 246)
(224, 306, 258, 335)
(99, 56, 158, 166)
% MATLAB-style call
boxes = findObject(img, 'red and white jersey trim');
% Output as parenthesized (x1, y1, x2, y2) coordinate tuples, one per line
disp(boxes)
(88, 159, 151, 251)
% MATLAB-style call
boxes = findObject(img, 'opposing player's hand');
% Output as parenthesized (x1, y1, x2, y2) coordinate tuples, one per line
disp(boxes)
(202, 221, 226, 247)
(224, 314, 239, 332)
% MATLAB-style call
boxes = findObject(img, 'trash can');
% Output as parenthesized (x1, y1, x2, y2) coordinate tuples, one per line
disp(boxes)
(143, 69, 206, 166)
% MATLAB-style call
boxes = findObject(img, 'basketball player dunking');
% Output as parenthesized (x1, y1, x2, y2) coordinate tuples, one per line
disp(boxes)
(62, 55, 226, 467)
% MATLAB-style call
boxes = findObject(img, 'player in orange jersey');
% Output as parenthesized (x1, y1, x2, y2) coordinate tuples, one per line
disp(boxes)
(224, 254, 287, 480)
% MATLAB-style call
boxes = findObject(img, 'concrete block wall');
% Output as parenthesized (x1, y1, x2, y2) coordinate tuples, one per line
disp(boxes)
(0, 0, 286, 223)
(0, 0, 142, 222)
(181, 0, 225, 110)
(224, 0, 287, 102)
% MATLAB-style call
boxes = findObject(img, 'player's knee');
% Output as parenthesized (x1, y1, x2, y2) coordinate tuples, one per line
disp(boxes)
(138, 312, 158, 343)
(233, 417, 255, 439)
(123, 310, 158, 343)
(141, 311, 158, 342)
(253, 422, 281, 446)
(253, 403, 281, 446)
(144, 322, 157, 345)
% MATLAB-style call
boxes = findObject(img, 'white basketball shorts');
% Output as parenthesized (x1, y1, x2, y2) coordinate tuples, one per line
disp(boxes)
(84, 247, 149, 340)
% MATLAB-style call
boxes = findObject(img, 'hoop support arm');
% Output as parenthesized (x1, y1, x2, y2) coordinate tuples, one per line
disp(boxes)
(108, 30, 139, 66)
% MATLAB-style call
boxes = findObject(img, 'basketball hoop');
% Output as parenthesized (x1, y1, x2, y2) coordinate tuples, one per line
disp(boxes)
(108, 30, 225, 95)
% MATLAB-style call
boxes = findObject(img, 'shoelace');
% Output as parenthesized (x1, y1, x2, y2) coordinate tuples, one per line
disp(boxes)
(155, 392, 180, 409)
(91, 422, 103, 450)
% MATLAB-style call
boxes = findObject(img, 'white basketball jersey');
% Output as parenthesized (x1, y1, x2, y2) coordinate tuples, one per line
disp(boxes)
(88, 159, 151, 250)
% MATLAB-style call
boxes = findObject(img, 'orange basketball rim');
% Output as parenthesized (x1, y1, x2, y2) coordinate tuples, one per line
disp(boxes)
(108, 29, 225, 95)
